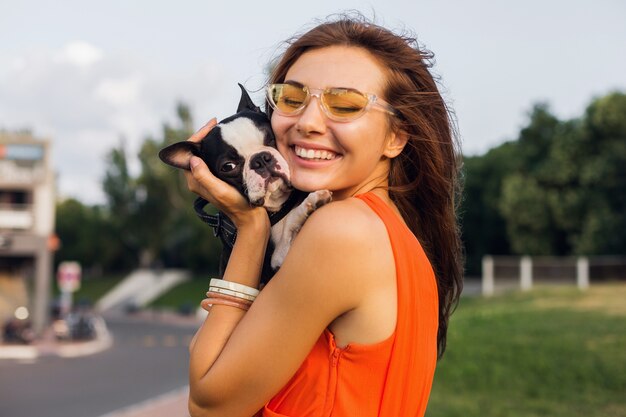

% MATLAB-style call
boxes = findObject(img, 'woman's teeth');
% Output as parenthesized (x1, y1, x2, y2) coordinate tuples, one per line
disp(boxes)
(294, 145, 337, 160)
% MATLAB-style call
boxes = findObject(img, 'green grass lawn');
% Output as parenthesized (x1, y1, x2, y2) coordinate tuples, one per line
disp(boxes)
(427, 284, 626, 417)
(148, 276, 210, 311)
(67, 274, 625, 416)
(52, 274, 125, 306)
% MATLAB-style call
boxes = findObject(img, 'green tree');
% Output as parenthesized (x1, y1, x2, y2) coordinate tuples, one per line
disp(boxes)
(55, 199, 134, 273)
(494, 92, 626, 257)
(516, 103, 560, 177)
(134, 104, 221, 270)
(55, 198, 101, 268)
(57, 103, 223, 274)
(461, 91, 626, 271)
(101, 140, 142, 268)
(497, 104, 565, 255)
(499, 174, 555, 254)
(460, 142, 518, 274)
(572, 92, 626, 254)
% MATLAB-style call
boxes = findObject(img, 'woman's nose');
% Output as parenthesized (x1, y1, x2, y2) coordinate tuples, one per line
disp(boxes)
(295, 96, 327, 136)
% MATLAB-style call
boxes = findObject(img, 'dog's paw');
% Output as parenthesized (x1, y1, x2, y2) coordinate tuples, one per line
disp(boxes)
(305, 190, 332, 213)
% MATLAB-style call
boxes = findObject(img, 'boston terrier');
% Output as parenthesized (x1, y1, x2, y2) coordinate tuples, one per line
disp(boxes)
(158, 84, 331, 284)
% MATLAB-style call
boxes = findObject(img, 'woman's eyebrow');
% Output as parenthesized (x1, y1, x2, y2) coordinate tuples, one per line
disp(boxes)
(283, 79, 305, 87)
(283, 80, 358, 91)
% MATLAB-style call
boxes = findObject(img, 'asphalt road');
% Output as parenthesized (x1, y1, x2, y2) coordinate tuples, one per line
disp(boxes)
(0, 315, 198, 417)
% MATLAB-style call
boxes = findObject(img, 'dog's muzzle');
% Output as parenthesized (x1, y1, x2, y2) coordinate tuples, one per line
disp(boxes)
(245, 148, 291, 210)
(250, 151, 279, 178)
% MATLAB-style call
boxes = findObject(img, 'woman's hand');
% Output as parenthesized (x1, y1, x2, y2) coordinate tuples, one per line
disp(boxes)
(183, 119, 269, 230)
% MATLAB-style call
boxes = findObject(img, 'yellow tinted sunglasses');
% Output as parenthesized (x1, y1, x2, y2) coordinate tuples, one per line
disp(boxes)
(266, 82, 397, 122)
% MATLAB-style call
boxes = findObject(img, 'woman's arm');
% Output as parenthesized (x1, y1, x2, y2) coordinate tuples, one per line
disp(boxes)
(188, 209, 269, 359)
(187, 197, 386, 417)
(182, 120, 271, 403)
(184, 150, 271, 416)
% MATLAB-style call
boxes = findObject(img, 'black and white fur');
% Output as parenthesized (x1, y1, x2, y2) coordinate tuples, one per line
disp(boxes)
(159, 84, 331, 284)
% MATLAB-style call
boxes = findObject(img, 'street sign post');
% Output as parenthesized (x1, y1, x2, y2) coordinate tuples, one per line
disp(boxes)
(57, 261, 82, 316)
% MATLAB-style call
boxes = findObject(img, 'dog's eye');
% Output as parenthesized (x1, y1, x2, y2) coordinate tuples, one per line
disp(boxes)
(220, 162, 237, 172)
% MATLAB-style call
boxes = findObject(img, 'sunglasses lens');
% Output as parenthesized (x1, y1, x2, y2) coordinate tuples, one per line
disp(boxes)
(269, 84, 308, 114)
(268, 84, 374, 120)
(323, 88, 369, 118)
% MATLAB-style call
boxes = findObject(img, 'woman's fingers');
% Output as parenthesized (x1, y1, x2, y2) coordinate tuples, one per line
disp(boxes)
(184, 156, 222, 204)
(182, 117, 267, 228)
(188, 118, 218, 143)
(189, 156, 220, 193)
(183, 118, 220, 201)
(184, 156, 248, 211)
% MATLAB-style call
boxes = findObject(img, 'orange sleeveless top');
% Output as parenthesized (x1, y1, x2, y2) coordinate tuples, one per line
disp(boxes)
(259, 192, 439, 417)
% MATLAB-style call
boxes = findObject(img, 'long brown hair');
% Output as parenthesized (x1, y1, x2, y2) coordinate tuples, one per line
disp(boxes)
(267, 14, 464, 359)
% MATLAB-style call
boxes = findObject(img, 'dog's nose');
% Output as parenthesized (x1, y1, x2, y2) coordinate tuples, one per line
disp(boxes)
(250, 152, 276, 176)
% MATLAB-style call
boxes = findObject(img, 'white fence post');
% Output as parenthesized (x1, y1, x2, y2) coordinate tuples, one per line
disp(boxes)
(520, 256, 533, 291)
(577, 256, 589, 290)
(482, 255, 495, 297)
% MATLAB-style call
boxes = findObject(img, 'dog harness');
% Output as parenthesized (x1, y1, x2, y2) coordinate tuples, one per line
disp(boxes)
(193, 192, 305, 249)
(194, 197, 239, 249)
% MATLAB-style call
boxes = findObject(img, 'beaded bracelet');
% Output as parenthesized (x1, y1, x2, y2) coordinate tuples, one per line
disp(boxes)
(205, 297, 251, 311)
(206, 291, 253, 307)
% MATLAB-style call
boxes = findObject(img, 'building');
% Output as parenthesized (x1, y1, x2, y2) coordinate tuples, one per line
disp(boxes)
(0, 132, 55, 336)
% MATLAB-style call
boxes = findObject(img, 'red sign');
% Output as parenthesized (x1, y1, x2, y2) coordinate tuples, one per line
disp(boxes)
(57, 261, 82, 292)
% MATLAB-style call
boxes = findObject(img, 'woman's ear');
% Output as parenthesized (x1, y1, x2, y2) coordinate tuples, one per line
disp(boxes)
(383, 130, 408, 158)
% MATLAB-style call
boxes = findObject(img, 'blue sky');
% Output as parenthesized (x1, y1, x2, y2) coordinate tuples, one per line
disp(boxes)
(1, 0, 625, 203)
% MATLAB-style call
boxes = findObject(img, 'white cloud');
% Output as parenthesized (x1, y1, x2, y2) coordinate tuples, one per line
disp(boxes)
(94, 74, 143, 106)
(58, 41, 104, 68)
(0, 41, 229, 205)
(9, 57, 27, 72)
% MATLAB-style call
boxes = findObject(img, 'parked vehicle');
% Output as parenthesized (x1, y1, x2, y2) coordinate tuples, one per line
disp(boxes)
(53, 311, 97, 341)
(2, 317, 34, 344)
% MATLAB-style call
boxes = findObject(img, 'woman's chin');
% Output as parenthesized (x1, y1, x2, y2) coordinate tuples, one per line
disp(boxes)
(290, 176, 329, 193)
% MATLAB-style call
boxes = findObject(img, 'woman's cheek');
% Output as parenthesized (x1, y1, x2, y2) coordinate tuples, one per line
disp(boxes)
(271, 113, 287, 135)
(271, 116, 291, 157)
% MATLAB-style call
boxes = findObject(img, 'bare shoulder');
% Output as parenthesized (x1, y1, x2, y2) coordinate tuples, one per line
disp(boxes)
(271, 196, 397, 346)
(298, 196, 387, 245)
(276, 196, 392, 303)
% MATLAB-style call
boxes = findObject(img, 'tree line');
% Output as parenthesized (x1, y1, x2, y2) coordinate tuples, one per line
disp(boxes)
(55, 92, 626, 276)
(55, 104, 222, 275)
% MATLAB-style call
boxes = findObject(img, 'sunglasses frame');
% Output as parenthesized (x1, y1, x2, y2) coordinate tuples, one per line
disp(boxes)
(266, 82, 397, 122)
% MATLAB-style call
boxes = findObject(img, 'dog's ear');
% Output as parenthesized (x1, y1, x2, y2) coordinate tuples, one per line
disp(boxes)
(237, 83, 262, 113)
(158, 141, 201, 170)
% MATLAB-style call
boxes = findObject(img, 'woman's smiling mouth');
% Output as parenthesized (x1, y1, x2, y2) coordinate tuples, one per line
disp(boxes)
(294, 145, 339, 161)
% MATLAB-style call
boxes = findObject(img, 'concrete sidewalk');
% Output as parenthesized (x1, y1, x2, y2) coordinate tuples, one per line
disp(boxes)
(0, 315, 112, 360)
(98, 386, 190, 417)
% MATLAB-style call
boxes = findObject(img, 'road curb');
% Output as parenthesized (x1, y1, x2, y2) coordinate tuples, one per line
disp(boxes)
(0, 344, 38, 360)
(97, 386, 189, 417)
(0, 316, 113, 360)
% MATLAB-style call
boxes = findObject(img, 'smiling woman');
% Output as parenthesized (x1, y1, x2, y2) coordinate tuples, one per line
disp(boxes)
(269, 46, 401, 200)
(185, 14, 463, 417)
